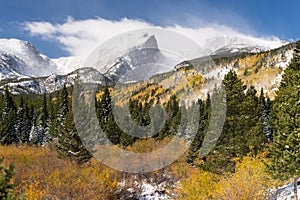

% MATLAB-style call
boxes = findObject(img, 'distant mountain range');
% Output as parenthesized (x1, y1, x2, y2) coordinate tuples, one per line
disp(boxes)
(0, 34, 294, 97)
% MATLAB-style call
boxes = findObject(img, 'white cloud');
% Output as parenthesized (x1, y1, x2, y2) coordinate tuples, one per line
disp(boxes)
(24, 17, 285, 58)
(25, 21, 57, 37)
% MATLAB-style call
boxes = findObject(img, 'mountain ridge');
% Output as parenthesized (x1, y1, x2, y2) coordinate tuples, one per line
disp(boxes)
(0, 38, 61, 79)
(0, 37, 295, 95)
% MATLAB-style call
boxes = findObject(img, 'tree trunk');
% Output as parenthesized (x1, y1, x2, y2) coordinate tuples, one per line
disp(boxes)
(294, 177, 298, 200)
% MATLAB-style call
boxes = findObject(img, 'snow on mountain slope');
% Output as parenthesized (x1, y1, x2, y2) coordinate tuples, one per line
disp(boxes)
(212, 43, 272, 57)
(52, 56, 85, 74)
(0, 67, 112, 94)
(0, 35, 168, 93)
(203, 34, 287, 55)
(0, 36, 292, 95)
(83, 33, 169, 82)
(51, 31, 287, 82)
(0, 38, 61, 80)
(193, 43, 295, 99)
(52, 33, 170, 82)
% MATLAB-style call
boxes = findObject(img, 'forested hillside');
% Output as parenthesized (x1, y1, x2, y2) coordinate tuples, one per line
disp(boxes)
(0, 41, 299, 200)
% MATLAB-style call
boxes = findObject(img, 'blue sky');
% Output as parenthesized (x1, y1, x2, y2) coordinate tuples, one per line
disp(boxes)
(0, 0, 299, 57)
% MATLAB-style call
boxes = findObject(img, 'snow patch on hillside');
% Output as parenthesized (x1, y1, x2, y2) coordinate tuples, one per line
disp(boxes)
(204, 66, 232, 80)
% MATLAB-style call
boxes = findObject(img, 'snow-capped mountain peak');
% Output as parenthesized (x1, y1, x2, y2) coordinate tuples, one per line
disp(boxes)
(0, 38, 61, 80)
(82, 33, 167, 82)
(0, 38, 39, 57)
(52, 34, 163, 77)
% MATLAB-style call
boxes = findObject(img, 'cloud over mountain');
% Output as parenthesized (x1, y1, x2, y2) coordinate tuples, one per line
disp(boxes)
(24, 17, 285, 57)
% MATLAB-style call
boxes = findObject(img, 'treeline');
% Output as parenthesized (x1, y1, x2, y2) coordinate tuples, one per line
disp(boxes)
(0, 71, 273, 169)
(0, 84, 186, 163)
(0, 88, 48, 145)
(0, 85, 91, 163)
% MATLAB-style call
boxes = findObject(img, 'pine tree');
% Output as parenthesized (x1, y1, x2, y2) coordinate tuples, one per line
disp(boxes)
(56, 106, 92, 164)
(149, 103, 167, 138)
(186, 97, 210, 164)
(29, 109, 39, 144)
(156, 95, 180, 140)
(167, 95, 181, 136)
(48, 92, 60, 138)
(37, 94, 49, 144)
(57, 85, 68, 126)
(29, 94, 49, 145)
(240, 86, 265, 154)
(212, 70, 247, 172)
(14, 97, 25, 144)
(259, 88, 272, 142)
(56, 88, 92, 164)
(265, 97, 272, 140)
(0, 87, 16, 145)
(47, 85, 69, 141)
(20, 103, 31, 144)
(98, 87, 121, 144)
(101, 87, 111, 123)
(269, 41, 300, 199)
(119, 131, 135, 147)
(105, 112, 121, 144)
(97, 97, 135, 147)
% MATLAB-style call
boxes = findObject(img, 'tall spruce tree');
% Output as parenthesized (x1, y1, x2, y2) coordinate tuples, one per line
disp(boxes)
(215, 70, 247, 171)
(29, 94, 49, 145)
(48, 91, 60, 138)
(0, 87, 15, 145)
(56, 105, 92, 164)
(99, 87, 121, 144)
(240, 86, 265, 153)
(14, 96, 25, 144)
(97, 95, 135, 147)
(186, 96, 210, 164)
(269, 41, 300, 199)
(20, 103, 31, 144)
(259, 88, 272, 142)
(48, 85, 69, 142)
(156, 95, 181, 140)
(57, 85, 68, 126)
(56, 86, 92, 163)
(101, 87, 112, 123)
(37, 94, 49, 144)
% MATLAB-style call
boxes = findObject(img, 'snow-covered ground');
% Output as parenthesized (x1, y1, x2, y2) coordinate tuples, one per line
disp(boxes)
(138, 182, 170, 200)
(272, 180, 300, 200)
(117, 173, 179, 200)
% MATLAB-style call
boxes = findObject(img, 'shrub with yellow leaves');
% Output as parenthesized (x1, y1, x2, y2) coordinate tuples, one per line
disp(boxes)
(0, 145, 118, 200)
(177, 167, 218, 200)
(23, 180, 46, 200)
(213, 152, 276, 200)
